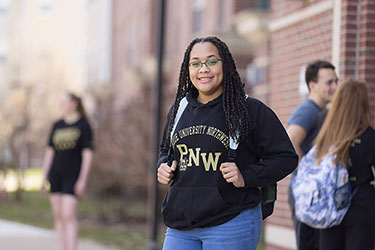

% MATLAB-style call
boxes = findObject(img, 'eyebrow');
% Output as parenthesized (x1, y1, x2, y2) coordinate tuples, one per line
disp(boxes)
(327, 77, 339, 83)
(190, 54, 217, 60)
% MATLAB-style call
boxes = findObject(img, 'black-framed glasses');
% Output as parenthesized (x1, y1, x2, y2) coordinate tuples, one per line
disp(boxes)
(188, 59, 222, 70)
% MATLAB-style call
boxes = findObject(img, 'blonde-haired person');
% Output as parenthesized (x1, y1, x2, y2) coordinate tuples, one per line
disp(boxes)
(314, 79, 375, 250)
(41, 92, 93, 250)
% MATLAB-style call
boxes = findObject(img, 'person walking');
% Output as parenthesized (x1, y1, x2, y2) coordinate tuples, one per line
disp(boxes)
(157, 36, 298, 250)
(41, 92, 93, 250)
(314, 79, 375, 250)
(287, 60, 338, 250)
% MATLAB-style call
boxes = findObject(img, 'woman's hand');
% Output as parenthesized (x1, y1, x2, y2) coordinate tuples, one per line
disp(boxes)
(157, 161, 177, 184)
(74, 179, 86, 198)
(220, 162, 245, 188)
(40, 179, 48, 193)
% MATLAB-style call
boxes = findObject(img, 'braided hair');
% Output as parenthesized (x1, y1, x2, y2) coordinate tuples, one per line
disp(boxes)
(164, 36, 250, 147)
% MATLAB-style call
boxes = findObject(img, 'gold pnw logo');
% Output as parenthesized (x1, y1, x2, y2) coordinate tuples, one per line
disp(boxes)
(52, 128, 81, 150)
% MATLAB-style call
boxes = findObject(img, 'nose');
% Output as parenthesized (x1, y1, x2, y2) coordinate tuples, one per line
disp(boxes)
(199, 63, 209, 73)
(332, 81, 338, 91)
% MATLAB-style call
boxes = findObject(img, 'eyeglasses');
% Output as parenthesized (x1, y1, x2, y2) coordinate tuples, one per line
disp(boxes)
(188, 59, 222, 70)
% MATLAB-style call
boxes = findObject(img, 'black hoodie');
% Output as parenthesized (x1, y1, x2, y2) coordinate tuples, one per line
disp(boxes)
(158, 90, 298, 230)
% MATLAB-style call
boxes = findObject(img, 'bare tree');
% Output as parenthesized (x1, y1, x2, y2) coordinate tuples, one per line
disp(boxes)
(87, 85, 152, 223)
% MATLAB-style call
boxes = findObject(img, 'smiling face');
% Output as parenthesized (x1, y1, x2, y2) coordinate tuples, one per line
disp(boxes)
(189, 42, 224, 103)
(309, 68, 338, 106)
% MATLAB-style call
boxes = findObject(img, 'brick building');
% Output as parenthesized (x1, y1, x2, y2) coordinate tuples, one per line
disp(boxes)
(236, 0, 375, 249)
(110, 0, 255, 109)
(109, 0, 374, 249)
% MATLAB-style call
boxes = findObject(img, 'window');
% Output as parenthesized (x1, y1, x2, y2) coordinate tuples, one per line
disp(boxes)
(298, 65, 309, 96)
(193, 0, 205, 33)
(0, 38, 7, 63)
(0, 0, 10, 14)
(124, 22, 136, 65)
(246, 63, 266, 86)
(39, 0, 53, 13)
(256, 0, 270, 11)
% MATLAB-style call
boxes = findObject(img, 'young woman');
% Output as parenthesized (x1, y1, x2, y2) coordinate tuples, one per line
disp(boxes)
(41, 92, 93, 250)
(314, 79, 375, 250)
(157, 36, 298, 250)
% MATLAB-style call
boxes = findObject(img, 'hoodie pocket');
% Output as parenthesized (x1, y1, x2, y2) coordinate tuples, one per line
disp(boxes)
(162, 186, 230, 227)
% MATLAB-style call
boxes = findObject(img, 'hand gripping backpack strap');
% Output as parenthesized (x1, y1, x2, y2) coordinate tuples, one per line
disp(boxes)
(167, 97, 188, 165)
(228, 133, 276, 220)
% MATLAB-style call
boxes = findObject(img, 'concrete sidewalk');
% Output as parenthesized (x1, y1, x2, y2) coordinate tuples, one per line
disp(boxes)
(0, 219, 119, 250)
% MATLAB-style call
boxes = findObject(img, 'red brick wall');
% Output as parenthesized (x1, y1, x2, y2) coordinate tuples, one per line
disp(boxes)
(362, 0, 375, 122)
(269, 11, 333, 124)
(249, 38, 270, 104)
(266, 2, 332, 250)
(234, 0, 257, 13)
(263, 0, 375, 249)
(340, 0, 361, 77)
(111, 0, 155, 107)
(341, 0, 375, 122)
(272, 0, 326, 19)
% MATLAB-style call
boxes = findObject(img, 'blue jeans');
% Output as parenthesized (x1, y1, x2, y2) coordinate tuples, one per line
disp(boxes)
(162, 205, 262, 250)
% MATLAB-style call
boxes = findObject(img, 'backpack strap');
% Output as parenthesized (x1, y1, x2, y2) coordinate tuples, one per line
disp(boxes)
(170, 97, 188, 145)
(228, 132, 239, 162)
(167, 97, 188, 165)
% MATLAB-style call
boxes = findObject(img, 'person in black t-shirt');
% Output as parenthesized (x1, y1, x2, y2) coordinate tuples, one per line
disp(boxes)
(157, 36, 298, 250)
(314, 79, 375, 250)
(41, 92, 93, 250)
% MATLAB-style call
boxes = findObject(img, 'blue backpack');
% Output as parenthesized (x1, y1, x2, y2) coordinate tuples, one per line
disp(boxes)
(291, 146, 355, 229)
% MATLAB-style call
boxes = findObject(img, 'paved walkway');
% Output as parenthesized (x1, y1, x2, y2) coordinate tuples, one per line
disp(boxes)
(0, 219, 119, 250)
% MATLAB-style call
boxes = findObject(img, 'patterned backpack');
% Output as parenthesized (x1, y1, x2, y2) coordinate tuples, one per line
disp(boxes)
(291, 146, 355, 229)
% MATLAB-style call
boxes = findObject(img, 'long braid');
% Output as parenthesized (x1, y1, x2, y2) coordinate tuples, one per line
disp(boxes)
(164, 36, 250, 147)
(164, 41, 196, 147)
(210, 37, 249, 143)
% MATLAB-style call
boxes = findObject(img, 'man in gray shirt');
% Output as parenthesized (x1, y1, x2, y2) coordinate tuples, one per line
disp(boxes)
(287, 60, 338, 250)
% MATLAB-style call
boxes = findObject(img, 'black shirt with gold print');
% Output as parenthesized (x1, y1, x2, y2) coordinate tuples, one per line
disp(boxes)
(159, 90, 298, 230)
(48, 117, 93, 178)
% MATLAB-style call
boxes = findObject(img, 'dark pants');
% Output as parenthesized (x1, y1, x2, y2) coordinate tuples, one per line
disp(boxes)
(288, 178, 319, 250)
(320, 223, 375, 250)
(299, 223, 319, 250)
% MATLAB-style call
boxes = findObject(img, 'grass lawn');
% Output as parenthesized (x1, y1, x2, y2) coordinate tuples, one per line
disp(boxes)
(0, 166, 265, 249)
(0, 191, 266, 249)
(0, 191, 154, 250)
